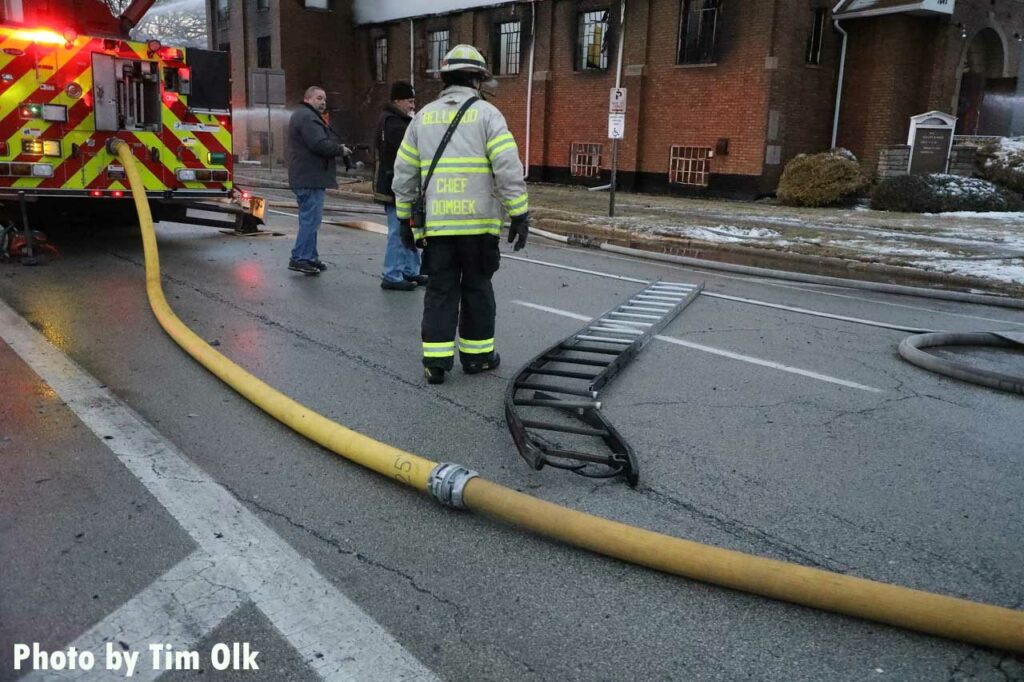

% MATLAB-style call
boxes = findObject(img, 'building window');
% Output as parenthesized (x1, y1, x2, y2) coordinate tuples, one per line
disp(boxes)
(669, 146, 711, 186)
(256, 0, 269, 11)
(218, 42, 230, 53)
(805, 7, 826, 64)
(256, 36, 271, 68)
(303, 0, 328, 9)
(677, 0, 719, 65)
(427, 30, 450, 77)
(216, 0, 229, 23)
(570, 143, 603, 177)
(577, 10, 609, 71)
(493, 21, 521, 76)
(374, 37, 388, 83)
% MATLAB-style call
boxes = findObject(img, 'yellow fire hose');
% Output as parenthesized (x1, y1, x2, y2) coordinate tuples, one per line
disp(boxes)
(113, 140, 1024, 653)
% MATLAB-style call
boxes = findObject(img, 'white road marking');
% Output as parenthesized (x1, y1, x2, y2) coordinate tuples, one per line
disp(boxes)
(23, 552, 245, 682)
(0, 299, 438, 682)
(506, 252, 1022, 329)
(513, 300, 885, 393)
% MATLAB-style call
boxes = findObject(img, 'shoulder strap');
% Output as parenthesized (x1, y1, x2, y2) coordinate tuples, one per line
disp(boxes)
(420, 96, 478, 194)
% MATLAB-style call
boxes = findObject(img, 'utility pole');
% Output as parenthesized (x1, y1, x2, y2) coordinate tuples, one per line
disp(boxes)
(609, 0, 626, 218)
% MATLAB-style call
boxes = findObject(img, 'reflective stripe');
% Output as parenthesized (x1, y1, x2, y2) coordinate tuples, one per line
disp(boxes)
(421, 168, 492, 175)
(507, 203, 529, 217)
(420, 157, 489, 166)
(401, 141, 420, 158)
(397, 149, 419, 166)
(396, 201, 413, 209)
(426, 218, 502, 227)
(423, 341, 455, 358)
(486, 133, 514, 151)
(396, 206, 412, 219)
(487, 141, 517, 159)
(504, 194, 528, 208)
(458, 338, 495, 354)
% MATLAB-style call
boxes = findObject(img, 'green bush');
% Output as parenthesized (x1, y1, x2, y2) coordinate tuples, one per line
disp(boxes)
(776, 150, 870, 207)
(977, 139, 1024, 195)
(870, 173, 1024, 213)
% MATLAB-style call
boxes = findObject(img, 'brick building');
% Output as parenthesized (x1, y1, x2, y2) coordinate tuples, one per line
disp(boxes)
(207, 0, 1024, 196)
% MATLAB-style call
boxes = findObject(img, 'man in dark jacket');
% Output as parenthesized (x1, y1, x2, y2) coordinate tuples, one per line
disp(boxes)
(286, 86, 349, 275)
(374, 81, 424, 291)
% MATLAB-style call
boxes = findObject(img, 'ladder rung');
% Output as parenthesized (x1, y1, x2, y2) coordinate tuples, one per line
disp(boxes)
(621, 305, 670, 314)
(630, 299, 674, 307)
(590, 326, 643, 335)
(515, 382, 599, 398)
(522, 420, 610, 437)
(577, 335, 633, 344)
(541, 447, 620, 466)
(600, 318, 652, 327)
(544, 355, 611, 367)
(514, 398, 602, 409)
(610, 312, 661, 319)
(528, 367, 600, 380)
(561, 343, 623, 355)
(636, 295, 684, 303)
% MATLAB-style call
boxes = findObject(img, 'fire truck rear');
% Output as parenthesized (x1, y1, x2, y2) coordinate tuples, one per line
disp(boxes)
(0, 0, 262, 245)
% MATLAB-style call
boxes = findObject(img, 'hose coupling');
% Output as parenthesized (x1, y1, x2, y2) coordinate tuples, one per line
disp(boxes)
(106, 138, 125, 155)
(428, 463, 478, 510)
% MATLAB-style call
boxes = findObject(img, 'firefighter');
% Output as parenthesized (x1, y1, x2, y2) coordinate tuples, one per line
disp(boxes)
(392, 44, 529, 385)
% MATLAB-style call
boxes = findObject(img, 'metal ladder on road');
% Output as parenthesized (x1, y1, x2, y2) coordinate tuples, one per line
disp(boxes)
(505, 280, 703, 486)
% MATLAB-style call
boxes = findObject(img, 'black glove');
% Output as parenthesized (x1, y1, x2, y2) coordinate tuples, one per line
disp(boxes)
(399, 218, 416, 250)
(508, 213, 529, 252)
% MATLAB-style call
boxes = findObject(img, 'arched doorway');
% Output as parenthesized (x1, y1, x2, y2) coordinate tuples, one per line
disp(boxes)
(955, 28, 1013, 135)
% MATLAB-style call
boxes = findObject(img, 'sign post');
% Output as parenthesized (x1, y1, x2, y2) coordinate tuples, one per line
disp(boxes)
(250, 68, 287, 170)
(608, 87, 626, 217)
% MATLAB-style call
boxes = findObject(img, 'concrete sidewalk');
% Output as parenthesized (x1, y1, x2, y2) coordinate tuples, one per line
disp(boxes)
(235, 167, 1024, 297)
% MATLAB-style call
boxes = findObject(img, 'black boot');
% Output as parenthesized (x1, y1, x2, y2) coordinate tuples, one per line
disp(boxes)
(424, 366, 446, 384)
(462, 352, 500, 374)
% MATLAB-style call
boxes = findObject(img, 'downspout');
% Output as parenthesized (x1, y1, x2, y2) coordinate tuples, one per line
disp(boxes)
(410, 19, 415, 88)
(831, 4, 849, 149)
(524, 1, 537, 178)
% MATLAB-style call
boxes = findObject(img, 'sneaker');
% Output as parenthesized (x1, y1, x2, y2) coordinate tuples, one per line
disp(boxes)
(462, 352, 501, 374)
(381, 279, 416, 291)
(310, 260, 328, 271)
(403, 274, 429, 286)
(288, 259, 320, 275)
(424, 367, 445, 384)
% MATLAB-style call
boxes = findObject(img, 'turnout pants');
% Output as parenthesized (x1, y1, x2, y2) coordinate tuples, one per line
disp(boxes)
(421, 235, 500, 370)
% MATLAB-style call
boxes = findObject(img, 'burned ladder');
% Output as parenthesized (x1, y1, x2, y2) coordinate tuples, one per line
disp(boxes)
(505, 280, 703, 486)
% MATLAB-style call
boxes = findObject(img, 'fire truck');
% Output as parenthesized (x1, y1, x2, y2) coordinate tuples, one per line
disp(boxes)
(0, 0, 262, 255)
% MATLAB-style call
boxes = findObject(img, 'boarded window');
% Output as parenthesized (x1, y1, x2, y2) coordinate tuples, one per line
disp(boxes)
(669, 146, 711, 186)
(577, 11, 609, 71)
(570, 143, 603, 177)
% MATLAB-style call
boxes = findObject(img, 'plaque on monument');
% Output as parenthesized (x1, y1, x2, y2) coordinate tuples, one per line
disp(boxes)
(906, 111, 956, 175)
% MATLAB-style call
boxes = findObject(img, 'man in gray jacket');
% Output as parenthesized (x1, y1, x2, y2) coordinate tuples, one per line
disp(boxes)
(392, 45, 529, 384)
(286, 86, 349, 275)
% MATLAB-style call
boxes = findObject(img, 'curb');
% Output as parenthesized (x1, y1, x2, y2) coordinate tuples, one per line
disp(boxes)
(237, 174, 1022, 298)
(533, 217, 1024, 298)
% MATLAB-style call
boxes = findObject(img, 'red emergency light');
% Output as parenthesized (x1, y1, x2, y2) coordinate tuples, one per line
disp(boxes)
(178, 67, 191, 80)
(112, 190, 125, 198)
(89, 190, 103, 197)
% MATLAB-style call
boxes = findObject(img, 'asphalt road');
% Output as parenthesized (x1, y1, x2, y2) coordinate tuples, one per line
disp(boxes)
(1, 203, 1023, 681)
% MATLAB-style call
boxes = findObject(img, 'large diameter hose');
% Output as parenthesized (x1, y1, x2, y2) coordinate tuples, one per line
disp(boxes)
(899, 332, 1024, 395)
(114, 141, 1024, 653)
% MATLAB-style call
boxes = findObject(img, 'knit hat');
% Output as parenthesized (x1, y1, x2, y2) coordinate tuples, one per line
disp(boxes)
(390, 81, 415, 101)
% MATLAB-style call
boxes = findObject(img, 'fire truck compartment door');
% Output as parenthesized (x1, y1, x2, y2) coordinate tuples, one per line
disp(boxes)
(93, 54, 118, 131)
(186, 49, 230, 113)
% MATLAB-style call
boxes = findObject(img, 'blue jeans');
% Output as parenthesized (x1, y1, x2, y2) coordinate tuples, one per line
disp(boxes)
(382, 203, 421, 282)
(291, 188, 325, 263)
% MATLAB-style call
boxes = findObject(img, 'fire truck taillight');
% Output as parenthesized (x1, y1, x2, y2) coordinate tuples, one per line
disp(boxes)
(112, 190, 125, 198)
(19, 104, 41, 119)
(176, 169, 197, 182)
(89, 190, 103, 197)
(31, 164, 53, 177)
(212, 170, 229, 182)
